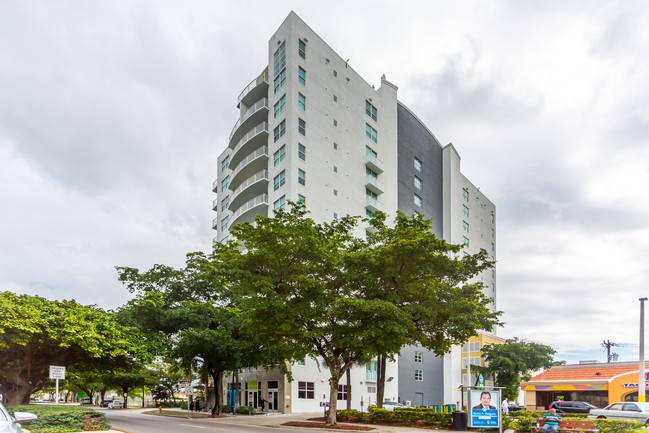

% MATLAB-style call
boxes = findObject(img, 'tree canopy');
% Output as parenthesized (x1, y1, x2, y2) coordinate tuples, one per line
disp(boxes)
(206, 205, 501, 424)
(474, 338, 559, 400)
(0, 291, 148, 405)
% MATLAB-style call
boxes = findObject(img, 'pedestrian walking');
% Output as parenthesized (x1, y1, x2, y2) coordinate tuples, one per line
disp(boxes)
(259, 396, 266, 412)
(189, 400, 194, 411)
(502, 397, 509, 415)
(194, 400, 200, 412)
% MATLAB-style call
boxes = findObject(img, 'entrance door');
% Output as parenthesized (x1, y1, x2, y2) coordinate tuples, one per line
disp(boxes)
(267, 391, 279, 411)
(247, 390, 258, 408)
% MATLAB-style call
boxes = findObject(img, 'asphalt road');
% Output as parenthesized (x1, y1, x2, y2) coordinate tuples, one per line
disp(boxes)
(102, 409, 318, 433)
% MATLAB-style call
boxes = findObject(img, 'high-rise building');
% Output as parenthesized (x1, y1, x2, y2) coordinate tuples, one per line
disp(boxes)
(211, 11, 496, 412)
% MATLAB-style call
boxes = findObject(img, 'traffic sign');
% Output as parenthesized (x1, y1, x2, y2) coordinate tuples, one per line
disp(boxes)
(49, 366, 66, 380)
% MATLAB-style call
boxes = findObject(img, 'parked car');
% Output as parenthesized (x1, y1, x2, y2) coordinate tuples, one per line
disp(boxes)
(0, 402, 37, 433)
(99, 399, 112, 407)
(588, 402, 649, 425)
(508, 403, 527, 412)
(79, 397, 92, 405)
(108, 398, 124, 409)
(382, 401, 407, 411)
(550, 401, 597, 414)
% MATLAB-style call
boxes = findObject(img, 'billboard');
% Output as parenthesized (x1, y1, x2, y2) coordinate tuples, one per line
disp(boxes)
(469, 389, 500, 428)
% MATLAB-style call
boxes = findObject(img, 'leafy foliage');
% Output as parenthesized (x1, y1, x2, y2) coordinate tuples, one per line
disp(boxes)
(0, 291, 148, 405)
(207, 205, 501, 424)
(473, 338, 558, 399)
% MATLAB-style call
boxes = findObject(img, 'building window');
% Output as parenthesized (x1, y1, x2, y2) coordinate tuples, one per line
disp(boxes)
(333, 166, 338, 173)
(333, 70, 337, 77)
(298, 143, 306, 161)
(463, 236, 469, 247)
(274, 170, 286, 191)
(333, 95, 338, 102)
(274, 69, 286, 93)
(296, 359, 305, 366)
(337, 385, 349, 401)
(333, 212, 338, 219)
(365, 100, 377, 121)
(298, 66, 306, 86)
(274, 94, 286, 118)
(333, 189, 337, 196)
(220, 216, 229, 231)
(221, 196, 230, 212)
(414, 176, 422, 190)
(491, 243, 495, 252)
(366, 167, 377, 182)
(333, 142, 338, 150)
(366, 188, 377, 201)
(463, 188, 469, 202)
(333, 119, 337, 127)
(491, 228, 495, 238)
(274, 120, 286, 142)
(298, 93, 306, 111)
(463, 204, 469, 217)
(298, 169, 305, 186)
(221, 175, 230, 192)
(365, 123, 377, 143)
(414, 157, 422, 172)
(415, 369, 423, 381)
(298, 194, 305, 209)
(415, 351, 423, 363)
(366, 145, 378, 162)
(298, 38, 306, 59)
(471, 341, 481, 351)
(298, 118, 306, 136)
(298, 381, 314, 399)
(273, 41, 286, 76)
(491, 212, 495, 223)
(366, 361, 377, 381)
(414, 194, 422, 207)
(273, 195, 286, 211)
(463, 221, 469, 233)
(274, 145, 286, 166)
(221, 156, 230, 172)
(367, 386, 376, 393)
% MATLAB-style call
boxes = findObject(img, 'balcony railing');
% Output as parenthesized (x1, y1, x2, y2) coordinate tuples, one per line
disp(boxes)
(230, 121, 268, 152)
(237, 70, 269, 105)
(365, 175, 385, 194)
(231, 146, 268, 180)
(365, 195, 383, 212)
(365, 153, 384, 174)
(231, 170, 269, 203)
(212, 197, 219, 211)
(229, 193, 268, 228)
(212, 179, 219, 192)
(229, 97, 269, 142)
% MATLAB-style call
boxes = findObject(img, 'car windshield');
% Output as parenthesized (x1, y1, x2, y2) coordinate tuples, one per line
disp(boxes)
(637, 403, 649, 412)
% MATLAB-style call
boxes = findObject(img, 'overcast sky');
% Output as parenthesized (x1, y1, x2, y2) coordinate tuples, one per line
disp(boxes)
(1, 1, 648, 364)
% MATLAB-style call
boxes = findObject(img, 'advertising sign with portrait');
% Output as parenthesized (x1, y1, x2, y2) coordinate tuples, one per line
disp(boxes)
(469, 389, 500, 428)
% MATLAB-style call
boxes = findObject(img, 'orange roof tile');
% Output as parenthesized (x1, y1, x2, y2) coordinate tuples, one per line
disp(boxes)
(529, 362, 649, 382)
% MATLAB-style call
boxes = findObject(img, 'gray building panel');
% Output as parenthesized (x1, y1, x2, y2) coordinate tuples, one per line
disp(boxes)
(398, 345, 445, 406)
(396, 103, 443, 237)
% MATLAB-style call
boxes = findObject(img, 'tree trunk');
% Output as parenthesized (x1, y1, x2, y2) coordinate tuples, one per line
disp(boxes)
(327, 374, 341, 425)
(123, 388, 129, 408)
(346, 370, 352, 410)
(210, 370, 223, 417)
(3, 384, 33, 406)
(376, 354, 387, 408)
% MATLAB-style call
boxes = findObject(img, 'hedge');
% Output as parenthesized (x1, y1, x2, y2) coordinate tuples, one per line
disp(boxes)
(337, 407, 452, 427)
(7, 405, 110, 433)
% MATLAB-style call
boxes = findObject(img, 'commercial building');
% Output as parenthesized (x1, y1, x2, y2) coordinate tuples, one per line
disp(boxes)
(521, 362, 649, 409)
(210, 11, 496, 413)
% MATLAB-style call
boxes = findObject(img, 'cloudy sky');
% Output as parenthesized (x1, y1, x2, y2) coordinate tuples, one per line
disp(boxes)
(1, 1, 648, 364)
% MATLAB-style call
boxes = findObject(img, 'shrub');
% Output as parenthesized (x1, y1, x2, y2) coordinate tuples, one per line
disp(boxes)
(7, 405, 110, 432)
(502, 415, 514, 430)
(595, 418, 644, 433)
(234, 405, 255, 415)
(221, 404, 232, 413)
(338, 407, 451, 428)
(513, 415, 536, 432)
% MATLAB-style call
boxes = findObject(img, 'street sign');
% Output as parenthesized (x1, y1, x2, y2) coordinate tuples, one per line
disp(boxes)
(49, 366, 66, 380)
(320, 401, 330, 407)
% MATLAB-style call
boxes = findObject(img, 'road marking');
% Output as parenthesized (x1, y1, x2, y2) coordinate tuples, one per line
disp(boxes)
(179, 423, 207, 429)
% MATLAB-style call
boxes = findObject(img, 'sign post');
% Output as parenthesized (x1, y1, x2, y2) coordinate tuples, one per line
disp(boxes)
(467, 386, 504, 433)
(49, 366, 66, 404)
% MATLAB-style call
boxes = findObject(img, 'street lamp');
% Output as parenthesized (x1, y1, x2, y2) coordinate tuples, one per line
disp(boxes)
(640, 298, 648, 403)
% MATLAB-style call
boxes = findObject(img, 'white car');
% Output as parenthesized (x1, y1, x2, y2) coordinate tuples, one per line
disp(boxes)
(0, 402, 37, 433)
(382, 401, 407, 411)
(588, 402, 649, 425)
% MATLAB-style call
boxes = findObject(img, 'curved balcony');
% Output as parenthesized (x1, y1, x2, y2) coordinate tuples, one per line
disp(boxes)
(229, 193, 268, 229)
(229, 122, 268, 169)
(229, 97, 269, 147)
(229, 169, 269, 212)
(229, 146, 268, 192)
(238, 69, 269, 109)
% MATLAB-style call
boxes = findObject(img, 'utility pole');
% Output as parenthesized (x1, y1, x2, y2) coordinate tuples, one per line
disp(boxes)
(602, 340, 619, 363)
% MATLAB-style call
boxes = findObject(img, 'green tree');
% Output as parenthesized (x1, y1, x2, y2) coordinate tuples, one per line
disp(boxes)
(208, 205, 501, 424)
(474, 338, 558, 400)
(0, 291, 148, 406)
(117, 258, 283, 416)
(104, 371, 146, 408)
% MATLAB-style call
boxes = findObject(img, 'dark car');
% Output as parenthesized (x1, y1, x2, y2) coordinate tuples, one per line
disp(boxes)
(550, 401, 597, 414)
(99, 400, 112, 408)
(508, 403, 527, 412)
